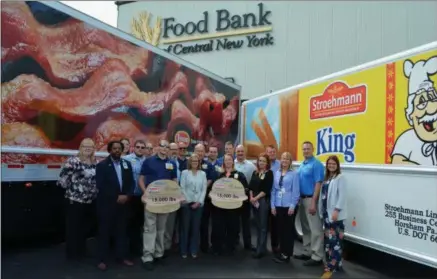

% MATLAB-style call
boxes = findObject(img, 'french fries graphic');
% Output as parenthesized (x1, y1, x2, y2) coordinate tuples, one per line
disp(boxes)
(246, 91, 299, 159)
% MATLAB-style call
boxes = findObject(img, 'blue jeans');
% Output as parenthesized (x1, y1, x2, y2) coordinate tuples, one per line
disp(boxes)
(252, 197, 269, 254)
(180, 204, 203, 255)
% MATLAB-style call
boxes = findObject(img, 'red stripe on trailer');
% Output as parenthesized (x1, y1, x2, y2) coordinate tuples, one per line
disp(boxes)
(7, 164, 24, 168)
(47, 165, 62, 169)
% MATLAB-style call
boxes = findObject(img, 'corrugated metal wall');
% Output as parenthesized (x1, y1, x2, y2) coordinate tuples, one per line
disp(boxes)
(117, 1, 437, 99)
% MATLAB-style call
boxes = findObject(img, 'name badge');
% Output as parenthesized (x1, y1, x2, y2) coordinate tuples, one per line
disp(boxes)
(281, 188, 286, 194)
(165, 163, 173, 170)
(122, 161, 128, 169)
(215, 166, 223, 173)
(234, 173, 239, 179)
(260, 173, 265, 180)
(202, 164, 207, 169)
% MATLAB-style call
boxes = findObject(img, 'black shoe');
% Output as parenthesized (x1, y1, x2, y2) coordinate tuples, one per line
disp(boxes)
(209, 246, 221, 256)
(294, 254, 311, 261)
(303, 259, 323, 266)
(223, 247, 235, 256)
(273, 253, 290, 263)
(142, 261, 154, 271)
(200, 246, 209, 254)
(154, 257, 165, 265)
(162, 250, 171, 258)
(252, 253, 264, 259)
(244, 245, 256, 252)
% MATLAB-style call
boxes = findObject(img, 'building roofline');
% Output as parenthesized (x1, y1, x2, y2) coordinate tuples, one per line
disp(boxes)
(115, 1, 137, 6)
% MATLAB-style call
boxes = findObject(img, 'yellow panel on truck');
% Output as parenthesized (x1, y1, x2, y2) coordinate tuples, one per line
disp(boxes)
(241, 42, 437, 268)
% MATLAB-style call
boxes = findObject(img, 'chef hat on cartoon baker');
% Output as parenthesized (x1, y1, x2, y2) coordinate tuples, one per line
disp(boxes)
(404, 56, 437, 125)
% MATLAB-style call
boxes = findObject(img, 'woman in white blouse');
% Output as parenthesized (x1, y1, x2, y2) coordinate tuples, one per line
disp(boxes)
(179, 153, 207, 259)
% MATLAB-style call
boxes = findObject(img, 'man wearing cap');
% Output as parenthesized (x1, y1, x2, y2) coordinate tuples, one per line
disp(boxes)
(139, 140, 177, 271)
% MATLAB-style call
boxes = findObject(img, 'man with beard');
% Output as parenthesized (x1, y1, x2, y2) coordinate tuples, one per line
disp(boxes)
(139, 140, 177, 270)
(96, 141, 135, 271)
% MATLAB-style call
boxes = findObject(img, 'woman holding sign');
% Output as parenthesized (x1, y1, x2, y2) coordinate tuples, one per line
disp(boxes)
(211, 154, 248, 255)
(248, 153, 274, 259)
(271, 152, 300, 264)
(179, 154, 207, 259)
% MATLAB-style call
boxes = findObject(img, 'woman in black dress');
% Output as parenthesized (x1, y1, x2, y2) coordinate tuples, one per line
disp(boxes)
(248, 153, 274, 258)
(211, 154, 248, 255)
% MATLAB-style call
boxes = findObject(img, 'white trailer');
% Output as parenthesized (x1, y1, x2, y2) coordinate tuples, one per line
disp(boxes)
(240, 42, 437, 268)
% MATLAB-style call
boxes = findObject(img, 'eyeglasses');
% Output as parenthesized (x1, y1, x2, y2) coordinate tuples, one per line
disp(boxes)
(81, 145, 94, 149)
(179, 147, 187, 150)
(135, 146, 146, 149)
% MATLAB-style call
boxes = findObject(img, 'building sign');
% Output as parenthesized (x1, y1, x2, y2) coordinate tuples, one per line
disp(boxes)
(130, 3, 274, 55)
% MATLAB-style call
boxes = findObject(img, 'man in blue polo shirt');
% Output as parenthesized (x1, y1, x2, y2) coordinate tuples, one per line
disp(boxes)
(207, 145, 221, 171)
(138, 139, 177, 271)
(295, 141, 325, 266)
(194, 143, 216, 253)
(217, 141, 235, 166)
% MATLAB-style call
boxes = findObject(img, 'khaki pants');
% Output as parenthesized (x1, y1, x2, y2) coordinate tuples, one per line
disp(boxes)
(164, 211, 177, 250)
(299, 197, 324, 261)
(141, 208, 168, 263)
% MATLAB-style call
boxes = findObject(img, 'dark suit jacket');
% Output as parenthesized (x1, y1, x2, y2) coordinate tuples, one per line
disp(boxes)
(96, 156, 134, 213)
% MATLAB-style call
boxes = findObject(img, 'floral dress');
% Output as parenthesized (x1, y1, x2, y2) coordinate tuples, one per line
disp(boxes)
(321, 181, 344, 272)
(57, 156, 97, 203)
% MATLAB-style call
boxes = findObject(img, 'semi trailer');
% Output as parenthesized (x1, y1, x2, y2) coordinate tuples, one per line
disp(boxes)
(241, 41, 437, 268)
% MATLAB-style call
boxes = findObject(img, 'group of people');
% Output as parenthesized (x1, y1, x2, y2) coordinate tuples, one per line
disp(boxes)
(57, 138, 347, 279)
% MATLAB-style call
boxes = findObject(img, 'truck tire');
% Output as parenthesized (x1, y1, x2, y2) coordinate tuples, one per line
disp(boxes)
(294, 213, 303, 242)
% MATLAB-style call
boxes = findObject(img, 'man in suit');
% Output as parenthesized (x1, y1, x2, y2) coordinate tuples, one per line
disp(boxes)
(96, 140, 135, 271)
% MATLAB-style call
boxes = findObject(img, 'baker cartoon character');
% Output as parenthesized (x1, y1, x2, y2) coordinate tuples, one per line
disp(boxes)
(391, 56, 437, 166)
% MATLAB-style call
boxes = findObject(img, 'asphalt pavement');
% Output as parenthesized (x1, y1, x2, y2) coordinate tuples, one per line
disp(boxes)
(3, 237, 436, 279)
